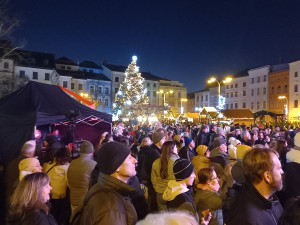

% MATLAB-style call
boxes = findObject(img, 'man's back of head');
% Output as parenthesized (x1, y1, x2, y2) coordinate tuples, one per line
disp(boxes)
(243, 147, 283, 198)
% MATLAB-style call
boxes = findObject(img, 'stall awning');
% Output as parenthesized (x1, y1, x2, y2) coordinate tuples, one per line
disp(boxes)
(58, 85, 95, 109)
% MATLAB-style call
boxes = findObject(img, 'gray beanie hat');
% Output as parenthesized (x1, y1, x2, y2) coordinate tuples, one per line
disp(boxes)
(152, 132, 165, 144)
(80, 141, 94, 154)
(213, 137, 226, 149)
(97, 142, 131, 175)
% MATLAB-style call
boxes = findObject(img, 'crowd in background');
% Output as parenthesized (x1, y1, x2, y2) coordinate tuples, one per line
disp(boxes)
(3, 120, 300, 225)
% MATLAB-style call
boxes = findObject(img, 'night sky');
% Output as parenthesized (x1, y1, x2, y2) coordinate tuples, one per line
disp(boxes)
(11, 0, 300, 92)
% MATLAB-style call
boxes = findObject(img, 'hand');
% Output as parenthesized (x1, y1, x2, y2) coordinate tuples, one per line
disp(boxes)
(201, 209, 212, 225)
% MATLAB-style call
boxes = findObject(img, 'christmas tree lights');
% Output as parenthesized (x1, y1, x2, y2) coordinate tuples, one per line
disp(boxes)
(113, 56, 149, 121)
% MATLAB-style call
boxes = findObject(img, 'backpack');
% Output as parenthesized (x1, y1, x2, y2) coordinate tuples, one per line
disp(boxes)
(70, 184, 126, 225)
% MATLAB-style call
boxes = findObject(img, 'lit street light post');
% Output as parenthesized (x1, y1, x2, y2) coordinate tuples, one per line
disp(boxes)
(207, 76, 232, 109)
(180, 98, 187, 114)
(157, 89, 174, 106)
(278, 96, 288, 117)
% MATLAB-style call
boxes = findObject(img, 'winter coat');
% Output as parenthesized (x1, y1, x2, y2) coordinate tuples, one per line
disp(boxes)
(192, 155, 210, 184)
(80, 172, 137, 225)
(222, 183, 243, 224)
(163, 180, 199, 222)
(194, 189, 223, 225)
(226, 182, 283, 225)
(136, 146, 151, 180)
(140, 144, 161, 183)
(43, 160, 69, 199)
(195, 132, 209, 147)
(151, 154, 179, 193)
(127, 175, 149, 220)
(67, 154, 97, 208)
(7, 209, 57, 225)
(210, 147, 230, 168)
(281, 162, 300, 206)
(178, 146, 196, 161)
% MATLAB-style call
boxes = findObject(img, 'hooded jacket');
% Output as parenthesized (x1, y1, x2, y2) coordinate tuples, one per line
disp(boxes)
(163, 180, 199, 222)
(210, 147, 230, 168)
(226, 182, 283, 225)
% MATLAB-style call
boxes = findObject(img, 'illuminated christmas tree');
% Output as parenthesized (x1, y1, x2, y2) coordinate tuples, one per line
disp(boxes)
(113, 56, 149, 121)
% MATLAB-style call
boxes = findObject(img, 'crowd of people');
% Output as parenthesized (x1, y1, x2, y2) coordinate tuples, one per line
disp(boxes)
(3, 121, 300, 225)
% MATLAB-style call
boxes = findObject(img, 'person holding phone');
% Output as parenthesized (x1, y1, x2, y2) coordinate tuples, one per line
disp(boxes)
(194, 167, 223, 225)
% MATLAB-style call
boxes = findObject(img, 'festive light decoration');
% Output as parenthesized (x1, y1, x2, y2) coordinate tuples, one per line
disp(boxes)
(113, 56, 149, 120)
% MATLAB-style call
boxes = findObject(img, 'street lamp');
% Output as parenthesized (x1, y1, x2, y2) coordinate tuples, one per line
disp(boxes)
(207, 76, 232, 109)
(80, 92, 89, 98)
(278, 96, 288, 116)
(157, 89, 174, 106)
(180, 98, 187, 114)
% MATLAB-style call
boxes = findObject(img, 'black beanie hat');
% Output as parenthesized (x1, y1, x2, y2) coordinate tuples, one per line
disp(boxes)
(173, 158, 194, 181)
(97, 142, 131, 175)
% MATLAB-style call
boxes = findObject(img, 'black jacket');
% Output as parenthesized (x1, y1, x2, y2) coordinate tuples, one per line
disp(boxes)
(7, 209, 57, 225)
(195, 132, 209, 147)
(227, 182, 283, 225)
(140, 144, 161, 183)
(178, 146, 195, 161)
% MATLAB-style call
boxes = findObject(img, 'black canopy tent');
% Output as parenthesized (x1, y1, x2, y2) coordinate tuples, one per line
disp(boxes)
(0, 81, 112, 164)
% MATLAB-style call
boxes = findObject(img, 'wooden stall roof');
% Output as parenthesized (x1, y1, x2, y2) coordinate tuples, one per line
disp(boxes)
(222, 109, 253, 119)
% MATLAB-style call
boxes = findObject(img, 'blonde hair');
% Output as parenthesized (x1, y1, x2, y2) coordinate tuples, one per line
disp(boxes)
(10, 172, 50, 217)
